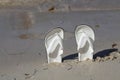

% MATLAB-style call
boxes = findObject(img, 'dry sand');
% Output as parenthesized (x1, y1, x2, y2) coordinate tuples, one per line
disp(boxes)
(0, 9, 120, 80)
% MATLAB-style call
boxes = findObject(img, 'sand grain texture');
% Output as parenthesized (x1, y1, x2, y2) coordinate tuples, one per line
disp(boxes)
(0, 9, 120, 80)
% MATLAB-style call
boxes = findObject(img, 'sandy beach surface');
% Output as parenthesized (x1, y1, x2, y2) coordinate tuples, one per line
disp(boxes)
(0, 9, 120, 80)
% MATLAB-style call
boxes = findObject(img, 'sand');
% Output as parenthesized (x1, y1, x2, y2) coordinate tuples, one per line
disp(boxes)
(0, 9, 120, 80)
(1, 0, 120, 12)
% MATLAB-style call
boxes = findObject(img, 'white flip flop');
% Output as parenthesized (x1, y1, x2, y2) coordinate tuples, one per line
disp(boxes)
(75, 25, 95, 61)
(45, 27, 64, 63)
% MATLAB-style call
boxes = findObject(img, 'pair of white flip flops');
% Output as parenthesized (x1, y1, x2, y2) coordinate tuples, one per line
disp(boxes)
(45, 25, 95, 63)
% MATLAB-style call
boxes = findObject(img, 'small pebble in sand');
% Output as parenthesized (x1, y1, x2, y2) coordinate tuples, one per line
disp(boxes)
(24, 73, 30, 76)
(95, 57, 101, 62)
(48, 6, 55, 12)
(112, 43, 117, 48)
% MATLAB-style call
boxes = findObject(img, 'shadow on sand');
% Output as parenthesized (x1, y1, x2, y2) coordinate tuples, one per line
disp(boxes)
(93, 48, 118, 59)
(62, 48, 118, 62)
(62, 53, 78, 62)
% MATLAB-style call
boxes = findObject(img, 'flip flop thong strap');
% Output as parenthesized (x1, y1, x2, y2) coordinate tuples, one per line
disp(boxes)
(47, 34, 63, 54)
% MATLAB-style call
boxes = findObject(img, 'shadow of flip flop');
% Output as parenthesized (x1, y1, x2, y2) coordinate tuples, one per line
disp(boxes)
(93, 48, 118, 59)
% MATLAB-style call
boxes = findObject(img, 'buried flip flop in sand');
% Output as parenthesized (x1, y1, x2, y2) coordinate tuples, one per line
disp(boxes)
(75, 25, 95, 61)
(45, 27, 64, 63)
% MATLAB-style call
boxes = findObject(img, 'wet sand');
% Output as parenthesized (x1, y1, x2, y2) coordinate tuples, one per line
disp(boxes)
(1, 0, 120, 11)
(0, 9, 120, 80)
